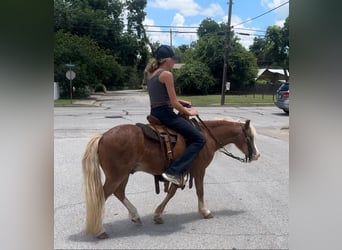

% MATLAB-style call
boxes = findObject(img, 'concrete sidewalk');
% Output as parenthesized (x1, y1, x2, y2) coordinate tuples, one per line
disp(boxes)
(55, 90, 147, 107)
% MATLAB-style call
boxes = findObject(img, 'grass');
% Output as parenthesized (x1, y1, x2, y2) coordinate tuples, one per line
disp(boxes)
(180, 94, 275, 106)
(54, 99, 74, 105)
(54, 98, 96, 106)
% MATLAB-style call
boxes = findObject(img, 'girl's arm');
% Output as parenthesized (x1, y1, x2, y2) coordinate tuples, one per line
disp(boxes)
(160, 71, 198, 116)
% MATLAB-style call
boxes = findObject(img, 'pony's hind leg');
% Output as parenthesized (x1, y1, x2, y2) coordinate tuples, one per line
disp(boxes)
(94, 179, 117, 240)
(153, 184, 178, 224)
(113, 176, 141, 224)
(96, 175, 139, 239)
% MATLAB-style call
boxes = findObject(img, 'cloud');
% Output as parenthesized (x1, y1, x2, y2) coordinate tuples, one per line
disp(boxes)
(144, 14, 198, 46)
(275, 19, 286, 27)
(261, 0, 289, 24)
(150, 0, 224, 17)
(150, 0, 201, 16)
(172, 13, 185, 26)
(143, 17, 170, 45)
(201, 3, 224, 17)
(171, 13, 198, 45)
(146, 0, 225, 45)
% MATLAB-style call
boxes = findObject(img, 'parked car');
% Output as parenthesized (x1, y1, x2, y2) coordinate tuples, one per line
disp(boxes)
(274, 82, 289, 113)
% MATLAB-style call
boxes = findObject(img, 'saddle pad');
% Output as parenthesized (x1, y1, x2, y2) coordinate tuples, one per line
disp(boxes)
(136, 123, 159, 141)
(136, 123, 178, 143)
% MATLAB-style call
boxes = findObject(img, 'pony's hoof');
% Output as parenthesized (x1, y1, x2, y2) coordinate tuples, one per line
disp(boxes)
(204, 213, 213, 219)
(97, 232, 108, 239)
(131, 217, 142, 224)
(153, 216, 164, 224)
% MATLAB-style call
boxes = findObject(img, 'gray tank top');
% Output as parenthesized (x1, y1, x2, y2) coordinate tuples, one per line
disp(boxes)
(147, 70, 170, 106)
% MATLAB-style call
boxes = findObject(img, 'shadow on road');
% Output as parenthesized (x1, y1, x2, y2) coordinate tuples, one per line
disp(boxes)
(273, 111, 289, 116)
(68, 209, 245, 242)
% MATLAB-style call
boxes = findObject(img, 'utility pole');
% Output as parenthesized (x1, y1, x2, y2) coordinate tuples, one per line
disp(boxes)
(220, 0, 233, 105)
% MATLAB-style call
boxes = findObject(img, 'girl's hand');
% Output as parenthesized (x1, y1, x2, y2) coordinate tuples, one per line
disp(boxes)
(179, 100, 192, 108)
(187, 109, 199, 116)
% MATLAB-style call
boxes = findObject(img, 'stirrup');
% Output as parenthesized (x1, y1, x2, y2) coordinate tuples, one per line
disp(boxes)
(180, 173, 189, 189)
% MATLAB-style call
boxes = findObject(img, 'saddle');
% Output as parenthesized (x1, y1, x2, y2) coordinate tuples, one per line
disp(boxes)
(136, 115, 201, 194)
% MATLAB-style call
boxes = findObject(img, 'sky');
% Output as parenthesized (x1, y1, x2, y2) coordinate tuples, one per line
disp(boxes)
(143, 0, 289, 49)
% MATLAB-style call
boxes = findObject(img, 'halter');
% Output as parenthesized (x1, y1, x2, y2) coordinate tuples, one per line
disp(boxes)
(196, 115, 254, 163)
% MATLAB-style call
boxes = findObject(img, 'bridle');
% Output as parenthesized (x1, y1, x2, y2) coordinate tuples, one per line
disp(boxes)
(196, 115, 254, 163)
(240, 123, 254, 162)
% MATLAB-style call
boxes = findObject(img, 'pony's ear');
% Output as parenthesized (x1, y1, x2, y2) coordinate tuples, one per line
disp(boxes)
(245, 119, 250, 129)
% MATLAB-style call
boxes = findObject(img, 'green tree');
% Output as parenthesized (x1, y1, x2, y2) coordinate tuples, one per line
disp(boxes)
(249, 37, 268, 66)
(54, 0, 124, 52)
(249, 17, 289, 80)
(122, 0, 150, 76)
(125, 0, 147, 38)
(281, 17, 289, 78)
(229, 41, 258, 90)
(194, 20, 258, 92)
(197, 18, 220, 38)
(174, 61, 215, 95)
(194, 33, 225, 92)
(54, 31, 123, 97)
(54, 0, 150, 93)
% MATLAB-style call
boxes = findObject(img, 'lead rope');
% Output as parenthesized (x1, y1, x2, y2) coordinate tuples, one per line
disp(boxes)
(196, 115, 247, 163)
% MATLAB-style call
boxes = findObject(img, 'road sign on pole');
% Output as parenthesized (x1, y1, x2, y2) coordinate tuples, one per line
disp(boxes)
(65, 70, 76, 104)
(66, 70, 76, 80)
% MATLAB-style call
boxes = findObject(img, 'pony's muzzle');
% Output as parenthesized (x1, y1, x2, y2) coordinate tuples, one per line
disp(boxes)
(252, 152, 260, 161)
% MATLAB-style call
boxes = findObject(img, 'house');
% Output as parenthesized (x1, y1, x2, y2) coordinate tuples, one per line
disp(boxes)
(256, 68, 289, 84)
(54, 82, 60, 100)
(173, 63, 185, 69)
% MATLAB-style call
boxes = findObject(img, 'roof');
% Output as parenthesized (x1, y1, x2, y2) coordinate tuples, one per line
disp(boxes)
(257, 68, 289, 77)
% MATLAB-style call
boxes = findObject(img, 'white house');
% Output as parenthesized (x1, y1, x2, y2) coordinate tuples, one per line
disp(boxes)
(54, 82, 60, 100)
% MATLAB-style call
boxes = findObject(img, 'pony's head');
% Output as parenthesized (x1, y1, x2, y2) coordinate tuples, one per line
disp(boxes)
(237, 120, 260, 162)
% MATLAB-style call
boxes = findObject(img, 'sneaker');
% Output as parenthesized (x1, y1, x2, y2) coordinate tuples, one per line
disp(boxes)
(162, 173, 182, 186)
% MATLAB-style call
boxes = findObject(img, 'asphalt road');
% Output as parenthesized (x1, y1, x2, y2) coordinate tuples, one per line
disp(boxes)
(54, 90, 289, 249)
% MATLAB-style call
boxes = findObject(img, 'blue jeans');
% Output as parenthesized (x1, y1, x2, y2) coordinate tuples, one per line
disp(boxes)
(151, 105, 206, 176)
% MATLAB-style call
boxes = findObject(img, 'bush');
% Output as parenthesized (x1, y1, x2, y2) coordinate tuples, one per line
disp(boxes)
(256, 79, 269, 85)
(94, 84, 107, 93)
(174, 61, 215, 95)
(73, 86, 91, 98)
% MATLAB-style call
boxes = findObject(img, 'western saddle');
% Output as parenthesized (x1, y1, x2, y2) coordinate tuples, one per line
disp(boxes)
(136, 115, 200, 194)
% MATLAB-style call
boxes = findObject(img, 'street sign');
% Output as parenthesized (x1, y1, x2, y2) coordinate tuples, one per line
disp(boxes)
(66, 70, 76, 80)
(225, 81, 230, 91)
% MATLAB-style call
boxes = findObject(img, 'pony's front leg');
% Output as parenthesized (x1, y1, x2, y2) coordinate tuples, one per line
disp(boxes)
(153, 184, 178, 224)
(194, 174, 213, 219)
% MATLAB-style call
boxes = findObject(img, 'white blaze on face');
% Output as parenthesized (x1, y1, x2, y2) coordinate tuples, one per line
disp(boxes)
(250, 125, 260, 161)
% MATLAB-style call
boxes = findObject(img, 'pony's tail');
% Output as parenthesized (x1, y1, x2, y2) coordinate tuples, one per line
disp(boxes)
(82, 134, 105, 236)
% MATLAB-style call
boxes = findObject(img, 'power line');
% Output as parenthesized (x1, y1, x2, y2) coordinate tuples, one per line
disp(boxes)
(232, 27, 266, 33)
(144, 25, 198, 29)
(145, 25, 266, 34)
(234, 1, 289, 27)
(145, 30, 197, 34)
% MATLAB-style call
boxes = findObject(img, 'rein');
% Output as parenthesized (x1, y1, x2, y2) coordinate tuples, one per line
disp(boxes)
(196, 115, 250, 163)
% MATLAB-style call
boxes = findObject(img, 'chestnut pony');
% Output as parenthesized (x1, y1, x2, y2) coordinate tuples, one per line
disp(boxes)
(82, 117, 260, 239)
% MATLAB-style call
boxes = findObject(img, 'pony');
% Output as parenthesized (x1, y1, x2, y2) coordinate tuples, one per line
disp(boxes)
(82, 116, 260, 239)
